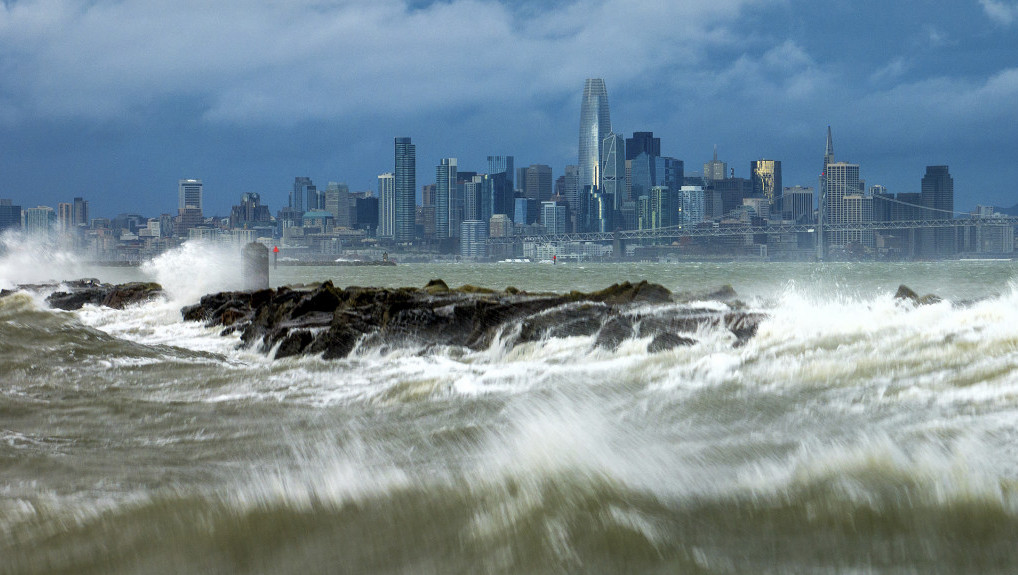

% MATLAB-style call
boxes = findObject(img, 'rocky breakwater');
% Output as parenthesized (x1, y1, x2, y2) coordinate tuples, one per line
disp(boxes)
(1, 279, 164, 310)
(181, 279, 766, 360)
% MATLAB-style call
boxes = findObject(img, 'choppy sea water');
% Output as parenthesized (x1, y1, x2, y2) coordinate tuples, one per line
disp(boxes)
(3, 238, 1018, 573)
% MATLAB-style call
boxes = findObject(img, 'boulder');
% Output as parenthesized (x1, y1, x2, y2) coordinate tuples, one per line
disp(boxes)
(180, 279, 763, 360)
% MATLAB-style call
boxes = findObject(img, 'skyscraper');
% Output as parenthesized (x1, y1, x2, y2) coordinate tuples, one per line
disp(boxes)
(0, 199, 21, 232)
(394, 137, 416, 242)
(751, 160, 782, 216)
(292, 177, 313, 213)
(600, 132, 626, 210)
(524, 164, 553, 203)
(487, 156, 514, 189)
(324, 182, 351, 228)
(178, 179, 203, 215)
(72, 197, 88, 227)
(377, 173, 395, 238)
(825, 161, 861, 247)
(703, 147, 727, 183)
(920, 165, 955, 257)
(626, 132, 660, 161)
(578, 79, 612, 193)
(435, 158, 457, 239)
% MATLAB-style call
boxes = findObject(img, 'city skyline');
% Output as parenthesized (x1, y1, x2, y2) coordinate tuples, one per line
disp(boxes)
(1, 0, 1017, 217)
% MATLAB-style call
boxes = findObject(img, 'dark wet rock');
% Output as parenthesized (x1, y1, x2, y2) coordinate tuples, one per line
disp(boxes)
(423, 279, 449, 294)
(181, 280, 765, 360)
(45, 280, 164, 310)
(894, 284, 943, 306)
(648, 332, 696, 353)
(593, 315, 635, 351)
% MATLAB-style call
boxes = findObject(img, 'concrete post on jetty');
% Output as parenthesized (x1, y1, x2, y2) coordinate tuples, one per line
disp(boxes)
(242, 242, 270, 290)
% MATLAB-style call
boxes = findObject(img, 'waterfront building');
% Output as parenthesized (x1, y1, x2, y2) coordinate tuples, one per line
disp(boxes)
(394, 137, 416, 243)
(460, 220, 488, 258)
(377, 173, 395, 239)
(178, 179, 203, 216)
(751, 160, 782, 215)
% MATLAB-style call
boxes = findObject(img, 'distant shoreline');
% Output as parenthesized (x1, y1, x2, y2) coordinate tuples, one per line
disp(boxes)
(87, 260, 397, 268)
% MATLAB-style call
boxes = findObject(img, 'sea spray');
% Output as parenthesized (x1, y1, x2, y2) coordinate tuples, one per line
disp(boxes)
(0, 230, 87, 290)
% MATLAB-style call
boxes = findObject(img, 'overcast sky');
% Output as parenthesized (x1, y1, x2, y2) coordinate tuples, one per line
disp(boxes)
(1, 0, 1017, 218)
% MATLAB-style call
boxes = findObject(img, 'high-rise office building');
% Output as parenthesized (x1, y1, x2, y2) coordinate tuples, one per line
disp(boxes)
(626, 132, 660, 161)
(703, 146, 727, 183)
(751, 160, 782, 215)
(72, 197, 88, 227)
(825, 162, 861, 247)
(524, 164, 553, 203)
(377, 173, 395, 238)
(487, 156, 514, 190)
(782, 186, 814, 223)
(600, 132, 626, 210)
(541, 201, 568, 235)
(324, 182, 351, 228)
(57, 203, 73, 232)
(0, 199, 22, 232)
(394, 137, 416, 242)
(292, 177, 313, 213)
(678, 186, 706, 227)
(178, 179, 203, 215)
(22, 206, 55, 236)
(920, 165, 955, 257)
(578, 79, 612, 193)
(435, 158, 457, 239)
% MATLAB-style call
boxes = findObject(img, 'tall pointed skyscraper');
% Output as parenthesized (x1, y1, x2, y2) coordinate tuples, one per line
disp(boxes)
(823, 125, 835, 174)
(578, 79, 612, 193)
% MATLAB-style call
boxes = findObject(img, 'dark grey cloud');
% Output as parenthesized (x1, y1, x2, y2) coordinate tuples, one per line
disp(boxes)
(0, 0, 1016, 215)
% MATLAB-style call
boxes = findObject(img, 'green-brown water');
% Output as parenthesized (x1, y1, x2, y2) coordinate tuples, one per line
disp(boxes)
(3, 243, 1018, 573)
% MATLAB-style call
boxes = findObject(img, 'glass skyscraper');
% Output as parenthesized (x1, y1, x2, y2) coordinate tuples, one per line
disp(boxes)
(435, 158, 457, 240)
(394, 137, 416, 242)
(751, 160, 782, 215)
(578, 79, 612, 194)
(600, 132, 626, 210)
